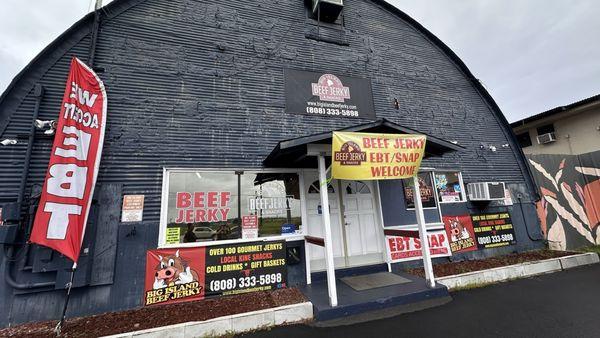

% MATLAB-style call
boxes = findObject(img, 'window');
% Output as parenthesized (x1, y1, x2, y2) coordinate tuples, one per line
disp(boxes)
(433, 171, 466, 203)
(345, 181, 371, 194)
(402, 172, 437, 209)
(536, 124, 555, 135)
(307, 180, 335, 194)
(161, 170, 302, 246)
(516, 132, 532, 148)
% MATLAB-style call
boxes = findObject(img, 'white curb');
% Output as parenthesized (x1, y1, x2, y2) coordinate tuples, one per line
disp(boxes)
(101, 302, 313, 338)
(437, 252, 599, 290)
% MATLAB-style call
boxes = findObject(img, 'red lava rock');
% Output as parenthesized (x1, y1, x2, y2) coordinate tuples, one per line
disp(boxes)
(0, 288, 307, 338)
(407, 249, 577, 278)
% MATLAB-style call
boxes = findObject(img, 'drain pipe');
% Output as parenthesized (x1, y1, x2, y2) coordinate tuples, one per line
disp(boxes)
(17, 84, 43, 205)
(88, 0, 102, 67)
(4, 84, 55, 289)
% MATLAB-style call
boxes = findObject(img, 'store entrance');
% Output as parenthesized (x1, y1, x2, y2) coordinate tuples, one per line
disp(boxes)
(305, 173, 385, 271)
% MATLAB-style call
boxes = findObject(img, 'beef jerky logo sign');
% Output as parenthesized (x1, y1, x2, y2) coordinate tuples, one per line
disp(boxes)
(334, 141, 367, 165)
(284, 69, 376, 119)
(311, 74, 350, 102)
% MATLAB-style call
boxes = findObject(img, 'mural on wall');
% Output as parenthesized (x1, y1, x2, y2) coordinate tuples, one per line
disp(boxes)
(528, 150, 600, 250)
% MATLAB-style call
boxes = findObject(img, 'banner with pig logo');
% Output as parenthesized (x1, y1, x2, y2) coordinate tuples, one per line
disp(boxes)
(443, 215, 478, 253)
(145, 248, 205, 306)
(144, 240, 287, 306)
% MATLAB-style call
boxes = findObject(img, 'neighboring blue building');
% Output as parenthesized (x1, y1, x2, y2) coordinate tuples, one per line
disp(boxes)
(0, 0, 543, 326)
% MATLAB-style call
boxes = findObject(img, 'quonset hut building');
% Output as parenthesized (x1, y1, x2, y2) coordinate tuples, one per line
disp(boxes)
(0, 0, 543, 325)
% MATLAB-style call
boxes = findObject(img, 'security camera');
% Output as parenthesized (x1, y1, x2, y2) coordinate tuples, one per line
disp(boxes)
(489, 145, 497, 152)
(1, 139, 18, 146)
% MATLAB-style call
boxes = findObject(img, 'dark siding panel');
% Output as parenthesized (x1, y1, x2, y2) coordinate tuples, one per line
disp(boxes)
(0, 0, 538, 325)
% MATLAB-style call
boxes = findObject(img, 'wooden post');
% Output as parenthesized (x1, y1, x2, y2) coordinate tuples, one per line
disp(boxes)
(413, 175, 435, 288)
(318, 154, 338, 307)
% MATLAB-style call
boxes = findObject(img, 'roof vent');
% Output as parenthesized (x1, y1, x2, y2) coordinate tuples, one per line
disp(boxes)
(312, 0, 344, 22)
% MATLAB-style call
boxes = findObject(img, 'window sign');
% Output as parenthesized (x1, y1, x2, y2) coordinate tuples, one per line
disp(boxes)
(402, 172, 436, 209)
(163, 171, 301, 245)
(241, 173, 302, 237)
(434, 172, 465, 203)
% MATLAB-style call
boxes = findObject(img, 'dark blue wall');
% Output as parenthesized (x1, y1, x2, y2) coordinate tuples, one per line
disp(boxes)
(0, 0, 540, 326)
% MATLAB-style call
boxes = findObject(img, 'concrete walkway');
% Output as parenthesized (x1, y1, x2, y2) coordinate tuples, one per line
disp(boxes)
(242, 264, 600, 337)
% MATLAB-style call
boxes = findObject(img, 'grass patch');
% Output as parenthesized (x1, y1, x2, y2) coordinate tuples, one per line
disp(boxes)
(578, 245, 600, 255)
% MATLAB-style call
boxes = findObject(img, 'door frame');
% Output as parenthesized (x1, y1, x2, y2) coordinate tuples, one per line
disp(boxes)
(303, 170, 387, 271)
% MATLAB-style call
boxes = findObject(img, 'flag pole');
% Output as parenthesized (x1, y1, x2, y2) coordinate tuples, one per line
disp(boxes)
(54, 262, 77, 336)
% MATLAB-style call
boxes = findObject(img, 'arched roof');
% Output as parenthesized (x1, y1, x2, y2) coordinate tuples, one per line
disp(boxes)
(0, 0, 538, 198)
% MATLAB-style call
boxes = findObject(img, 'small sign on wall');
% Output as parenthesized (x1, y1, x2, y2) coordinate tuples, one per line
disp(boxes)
(121, 195, 144, 222)
(0, 208, 3, 226)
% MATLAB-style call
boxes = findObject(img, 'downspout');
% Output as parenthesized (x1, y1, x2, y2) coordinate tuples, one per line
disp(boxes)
(4, 84, 55, 289)
(16, 84, 43, 205)
(88, 0, 102, 67)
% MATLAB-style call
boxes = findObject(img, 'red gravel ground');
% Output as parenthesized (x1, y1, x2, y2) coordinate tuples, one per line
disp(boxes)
(407, 249, 577, 278)
(0, 288, 306, 338)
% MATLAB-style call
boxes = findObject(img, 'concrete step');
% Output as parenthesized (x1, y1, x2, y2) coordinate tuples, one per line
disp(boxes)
(300, 270, 450, 323)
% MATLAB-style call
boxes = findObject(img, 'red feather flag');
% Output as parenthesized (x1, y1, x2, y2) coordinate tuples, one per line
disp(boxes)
(29, 57, 107, 263)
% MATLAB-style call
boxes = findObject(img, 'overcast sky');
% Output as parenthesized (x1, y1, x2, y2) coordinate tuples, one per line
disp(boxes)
(1, 0, 599, 122)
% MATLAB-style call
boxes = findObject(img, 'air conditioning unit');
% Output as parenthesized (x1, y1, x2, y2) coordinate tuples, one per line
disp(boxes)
(467, 182, 506, 201)
(536, 132, 556, 144)
(312, 0, 344, 22)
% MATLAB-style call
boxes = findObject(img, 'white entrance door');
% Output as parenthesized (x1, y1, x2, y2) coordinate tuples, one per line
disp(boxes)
(340, 180, 385, 267)
(305, 176, 346, 270)
(304, 172, 385, 271)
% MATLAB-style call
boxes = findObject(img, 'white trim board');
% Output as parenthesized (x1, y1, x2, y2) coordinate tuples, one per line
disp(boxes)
(437, 252, 599, 290)
(101, 302, 313, 338)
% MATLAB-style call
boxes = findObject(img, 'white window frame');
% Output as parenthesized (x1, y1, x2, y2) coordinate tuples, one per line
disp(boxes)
(404, 171, 439, 211)
(158, 167, 307, 248)
(433, 170, 467, 204)
(377, 168, 444, 231)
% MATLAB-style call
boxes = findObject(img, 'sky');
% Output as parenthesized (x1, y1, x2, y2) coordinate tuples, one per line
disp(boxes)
(1, 0, 599, 122)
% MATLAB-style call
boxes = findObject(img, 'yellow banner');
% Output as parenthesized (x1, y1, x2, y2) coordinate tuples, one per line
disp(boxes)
(331, 132, 426, 180)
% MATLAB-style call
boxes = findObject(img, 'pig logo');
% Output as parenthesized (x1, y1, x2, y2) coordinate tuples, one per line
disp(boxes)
(334, 141, 367, 166)
(311, 74, 350, 102)
(153, 250, 199, 289)
(449, 217, 471, 242)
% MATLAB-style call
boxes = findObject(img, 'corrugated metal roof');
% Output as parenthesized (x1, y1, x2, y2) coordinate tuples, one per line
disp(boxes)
(510, 93, 600, 127)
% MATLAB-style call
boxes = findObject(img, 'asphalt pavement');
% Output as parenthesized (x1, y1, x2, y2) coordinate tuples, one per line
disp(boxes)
(241, 264, 600, 338)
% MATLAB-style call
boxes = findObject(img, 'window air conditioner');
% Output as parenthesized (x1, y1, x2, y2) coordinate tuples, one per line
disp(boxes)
(312, 0, 344, 22)
(467, 182, 506, 201)
(536, 132, 556, 144)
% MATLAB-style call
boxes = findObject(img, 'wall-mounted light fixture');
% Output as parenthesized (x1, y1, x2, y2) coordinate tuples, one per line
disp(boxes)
(1, 139, 18, 146)
(34, 119, 57, 135)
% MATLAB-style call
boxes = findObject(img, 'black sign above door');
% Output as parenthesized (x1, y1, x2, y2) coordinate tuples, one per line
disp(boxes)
(284, 69, 376, 119)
